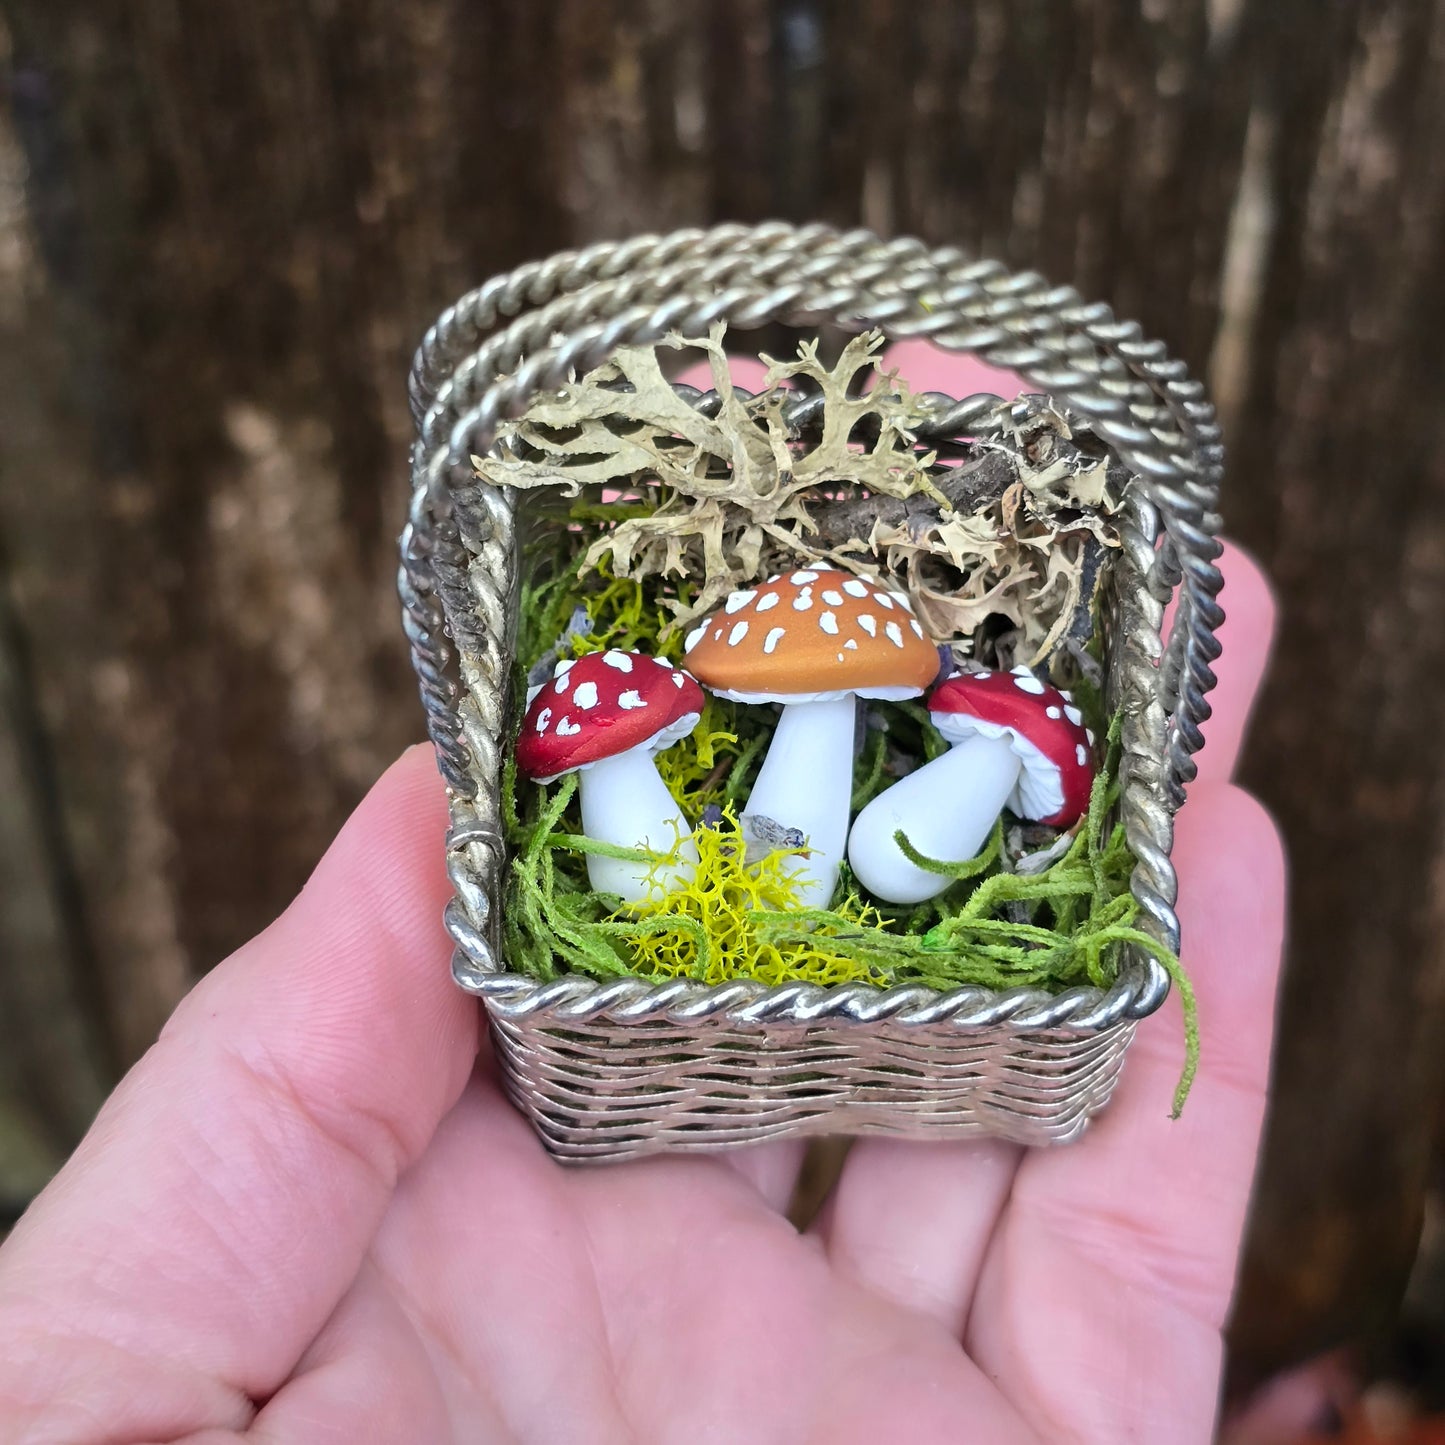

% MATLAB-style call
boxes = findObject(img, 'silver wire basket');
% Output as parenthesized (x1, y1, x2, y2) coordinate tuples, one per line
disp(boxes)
(399, 222, 1223, 1162)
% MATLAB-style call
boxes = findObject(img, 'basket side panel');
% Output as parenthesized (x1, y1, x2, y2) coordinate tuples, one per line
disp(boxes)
(488, 1010, 1136, 1162)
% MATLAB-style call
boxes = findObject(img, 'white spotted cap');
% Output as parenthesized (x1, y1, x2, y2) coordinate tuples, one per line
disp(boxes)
(926, 666, 1094, 826)
(515, 650, 703, 783)
(682, 568, 937, 704)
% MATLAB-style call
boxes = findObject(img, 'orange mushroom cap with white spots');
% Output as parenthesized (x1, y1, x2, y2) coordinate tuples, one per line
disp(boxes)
(682, 568, 938, 702)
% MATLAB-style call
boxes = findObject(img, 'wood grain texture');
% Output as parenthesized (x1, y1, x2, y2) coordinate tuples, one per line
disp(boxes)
(1, 0, 1442, 1377)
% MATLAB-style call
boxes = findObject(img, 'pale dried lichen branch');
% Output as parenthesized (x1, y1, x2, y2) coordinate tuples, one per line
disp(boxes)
(474, 327, 1124, 665)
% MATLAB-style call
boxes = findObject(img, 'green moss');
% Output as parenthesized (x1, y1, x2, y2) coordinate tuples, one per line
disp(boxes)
(503, 499, 1196, 1113)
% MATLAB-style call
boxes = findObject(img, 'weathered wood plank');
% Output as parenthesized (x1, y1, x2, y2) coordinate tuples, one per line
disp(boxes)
(1221, 0, 1445, 1384)
(0, 589, 109, 1192)
(0, 79, 123, 1164)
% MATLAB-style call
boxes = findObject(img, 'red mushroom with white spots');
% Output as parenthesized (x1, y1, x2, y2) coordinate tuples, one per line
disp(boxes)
(683, 568, 938, 909)
(846, 666, 1096, 904)
(515, 649, 705, 902)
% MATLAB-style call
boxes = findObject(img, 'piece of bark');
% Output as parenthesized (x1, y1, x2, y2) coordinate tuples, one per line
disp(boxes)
(805, 449, 1017, 548)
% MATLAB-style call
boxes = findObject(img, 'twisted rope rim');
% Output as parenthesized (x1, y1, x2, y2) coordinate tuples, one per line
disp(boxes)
(400, 222, 1224, 1033)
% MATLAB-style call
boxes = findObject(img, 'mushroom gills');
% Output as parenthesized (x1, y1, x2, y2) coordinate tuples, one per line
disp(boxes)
(741, 694, 856, 910)
(847, 733, 1021, 905)
(578, 746, 699, 902)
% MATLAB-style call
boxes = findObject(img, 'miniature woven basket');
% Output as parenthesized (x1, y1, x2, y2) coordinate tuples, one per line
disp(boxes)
(399, 222, 1223, 1161)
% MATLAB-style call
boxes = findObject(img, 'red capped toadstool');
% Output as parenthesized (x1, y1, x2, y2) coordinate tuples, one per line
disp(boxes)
(683, 568, 938, 908)
(515, 649, 705, 902)
(846, 667, 1095, 904)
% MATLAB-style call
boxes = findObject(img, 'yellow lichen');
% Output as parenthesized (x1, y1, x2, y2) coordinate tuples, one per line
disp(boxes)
(652, 697, 746, 813)
(616, 810, 886, 987)
(556, 566, 687, 661)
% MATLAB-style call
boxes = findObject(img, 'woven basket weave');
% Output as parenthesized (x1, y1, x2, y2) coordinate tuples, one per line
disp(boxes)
(399, 222, 1223, 1162)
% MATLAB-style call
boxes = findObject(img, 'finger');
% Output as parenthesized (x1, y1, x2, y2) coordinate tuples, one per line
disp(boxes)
(813, 1137, 1022, 1334)
(0, 745, 477, 1441)
(1220, 1351, 1355, 1445)
(677, 340, 1026, 402)
(883, 343, 1274, 786)
(811, 509, 1271, 1413)
(725, 1139, 811, 1213)
(1187, 540, 1276, 784)
(805, 539, 1270, 1333)
(674, 354, 774, 391)
(967, 783, 1288, 1444)
(879, 337, 1026, 399)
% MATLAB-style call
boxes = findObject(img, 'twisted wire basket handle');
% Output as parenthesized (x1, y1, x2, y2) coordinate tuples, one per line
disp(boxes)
(400, 223, 1224, 1018)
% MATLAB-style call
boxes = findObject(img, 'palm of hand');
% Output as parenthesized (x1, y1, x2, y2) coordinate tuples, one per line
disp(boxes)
(295, 912, 1268, 1445)
(0, 550, 1280, 1445)
(347, 1081, 1020, 1443)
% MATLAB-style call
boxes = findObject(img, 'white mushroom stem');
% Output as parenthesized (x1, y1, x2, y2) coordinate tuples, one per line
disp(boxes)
(847, 734, 1021, 905)
(577, 747, 699, 903)
(742, 695, 856, 909)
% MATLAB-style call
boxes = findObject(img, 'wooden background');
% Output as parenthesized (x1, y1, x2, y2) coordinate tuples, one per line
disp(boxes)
(3, 0, 1444, 1392)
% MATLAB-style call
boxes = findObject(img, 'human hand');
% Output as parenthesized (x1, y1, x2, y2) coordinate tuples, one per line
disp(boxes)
(0, 353, 1285, 1445)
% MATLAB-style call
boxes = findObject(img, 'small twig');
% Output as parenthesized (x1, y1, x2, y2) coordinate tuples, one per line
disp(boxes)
(697, 756, 733, 795)
(806, 450, 1018, 549)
